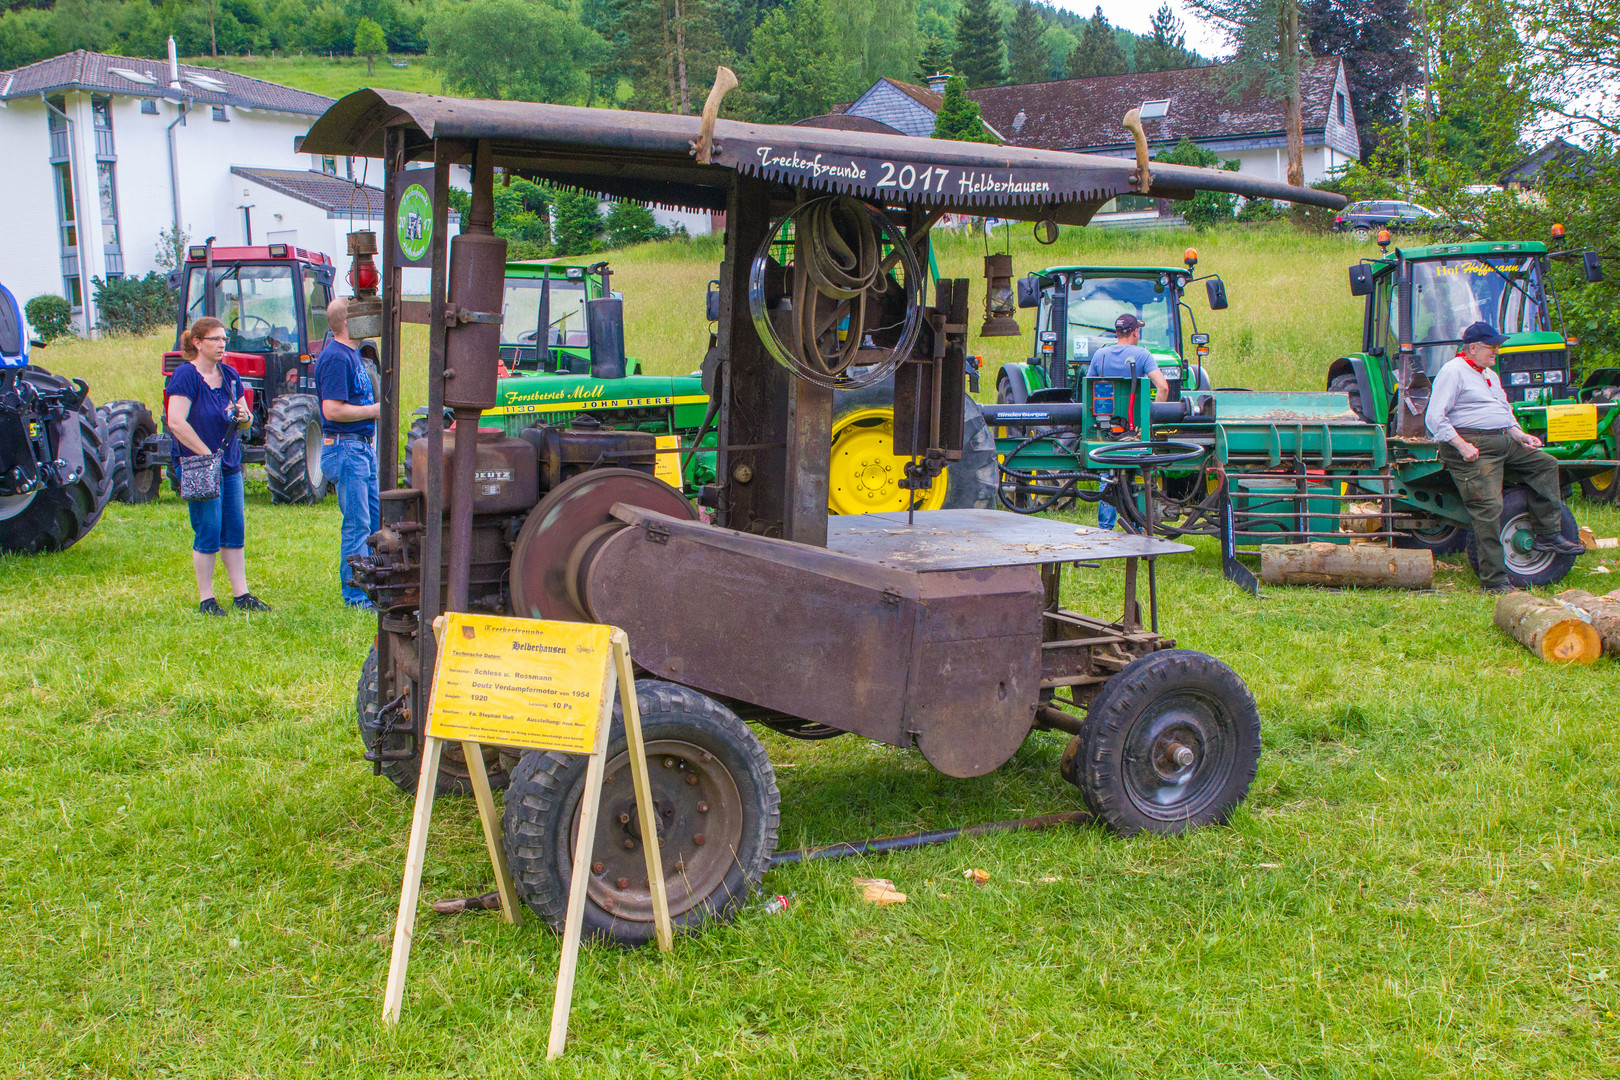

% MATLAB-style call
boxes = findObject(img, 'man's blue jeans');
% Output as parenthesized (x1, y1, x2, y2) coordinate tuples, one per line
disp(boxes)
(321, 437, 380, 605)
(1097, 478, 1118, 530)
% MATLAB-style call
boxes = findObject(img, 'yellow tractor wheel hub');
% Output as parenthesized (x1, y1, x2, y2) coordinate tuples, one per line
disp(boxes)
(828, 407, 949, 515)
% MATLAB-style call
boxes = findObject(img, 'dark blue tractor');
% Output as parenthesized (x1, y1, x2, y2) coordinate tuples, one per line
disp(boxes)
(0, 284, 112, 554)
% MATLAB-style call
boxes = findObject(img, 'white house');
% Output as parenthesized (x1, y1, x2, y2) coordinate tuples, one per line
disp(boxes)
(0, 46, 381, 334)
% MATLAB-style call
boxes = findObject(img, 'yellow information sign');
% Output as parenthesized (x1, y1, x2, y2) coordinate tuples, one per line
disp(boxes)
(1545, 403, 1599, 443)
(654, 434, 682, 489)
(427, 612, 612, 754)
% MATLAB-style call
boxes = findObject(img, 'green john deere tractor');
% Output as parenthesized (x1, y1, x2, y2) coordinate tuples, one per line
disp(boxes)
(412, 261, 998, 514)
(1326, 236, 1615, 539)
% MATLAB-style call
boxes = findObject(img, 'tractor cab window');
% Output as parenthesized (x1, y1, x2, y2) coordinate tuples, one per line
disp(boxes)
(304, 275, 331, 346)
(1409, 256, 1546, 373)
(1066, 275, 1175, 357)
(502, 276, 590, 349)
(184, 263, 300, 353)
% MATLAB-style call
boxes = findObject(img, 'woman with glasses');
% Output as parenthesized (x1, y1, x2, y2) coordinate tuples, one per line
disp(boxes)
(165, 316, 271, 615)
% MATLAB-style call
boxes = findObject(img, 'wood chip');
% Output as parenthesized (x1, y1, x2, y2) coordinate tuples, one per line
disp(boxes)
(964, 868, 990, 886)
(853, 878, 907, 906)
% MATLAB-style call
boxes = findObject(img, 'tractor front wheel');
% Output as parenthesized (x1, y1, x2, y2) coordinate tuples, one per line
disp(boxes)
(503, 681, 779, 947)
(1060, 649, 1261, 836)
(98, 399, 161, 504)
(827, 381, 997, 516)
(1465, 486, 1581, 588)
(0, 368, 113, 555)
(1394, 518, 1470, 557)
(264, 394, 328, 505)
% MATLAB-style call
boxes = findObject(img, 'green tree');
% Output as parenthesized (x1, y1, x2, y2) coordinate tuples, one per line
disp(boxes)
(740, 0, 849, 121)
(0, 8, 52, 68)
(607, 0, 729, 114)
(427, 0, 608, 102)
(951, 0, 1005, 87)
(825, 0, 919, 89)
(552, 189, 604, 256)
(1039, 24, 1076, 80)
(931, 74, 997, 142)
(1006, 1, 1047, 85)
(916, 32, 952, 81)
(354, 15, 386, 73)
(1066, 6, 1126, 78)
(1156, 137, 1241, 227)
(605, 200, 671, 247)
(1136, 3, 1192, 72)
(1189, 0, 1310, 188)
(1529, 0, 1620, 137)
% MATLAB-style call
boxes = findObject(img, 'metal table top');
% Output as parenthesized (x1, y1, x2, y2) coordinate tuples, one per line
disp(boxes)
(825, 510, 1192, 572)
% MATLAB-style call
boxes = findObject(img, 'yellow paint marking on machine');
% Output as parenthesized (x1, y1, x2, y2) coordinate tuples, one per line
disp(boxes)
(654, 434, 682, 488)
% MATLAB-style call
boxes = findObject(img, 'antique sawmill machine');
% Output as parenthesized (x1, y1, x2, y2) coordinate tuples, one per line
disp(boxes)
(301, 88, 1346, 946)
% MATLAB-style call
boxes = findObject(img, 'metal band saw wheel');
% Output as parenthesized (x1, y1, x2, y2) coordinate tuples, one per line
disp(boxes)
(1060, 650, 1261, 836)
(509, 467, 697, 621)
(747, 195, 925, 391)
(502, 680, 780, 947)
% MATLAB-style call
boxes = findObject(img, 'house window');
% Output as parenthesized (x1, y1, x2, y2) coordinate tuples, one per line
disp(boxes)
(1140, 99, 1170, 119)
(141, 99, 158, 115)
(91, 95, 113, 130)
(212, 105, 228, 122)
(97, 162, 121, 250)
(53, 162, 76, 249)
(1337, 93, 1346, 124)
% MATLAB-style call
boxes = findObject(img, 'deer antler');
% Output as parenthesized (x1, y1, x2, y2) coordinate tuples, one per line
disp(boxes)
(693, 67, 739, 165)
(1122, 108, 1151, 195)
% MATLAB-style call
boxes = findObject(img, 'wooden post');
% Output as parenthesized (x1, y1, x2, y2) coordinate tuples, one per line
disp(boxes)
(1260, 542, 1433, 589)
(382, 735, 445, 1024)
(1554, 589, 1620, 658)
(614, 630, 673, 952)
(1494, 591, 1602, 664)
(463, 742, 521, 924)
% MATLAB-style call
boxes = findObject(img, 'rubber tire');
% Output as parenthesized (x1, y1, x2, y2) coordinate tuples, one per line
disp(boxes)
(1353, 226, 1372, 241)
(1394, 519, 1470, 557)
(97, 399, 161, 504)
(264, 393, 328, 505)
(0, 368, 113, 555)
(1579, 470, 1616, 505)
(355, 643, 511, 797)
(1059, 649, 1261, 836)
(1464, 485, 1581, 589)
(400, 415, 439, 490)
(503, 680, 780, 947)
(829, 380, 998, 514)
(1327, 373, 1370, 423)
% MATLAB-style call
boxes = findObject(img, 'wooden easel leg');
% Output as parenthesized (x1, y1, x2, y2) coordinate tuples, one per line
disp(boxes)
(614, 634, 673, 952)
(462, 740, 521, 925)
(547, 704, 612, 1060)
(383, 734, 445, 1024)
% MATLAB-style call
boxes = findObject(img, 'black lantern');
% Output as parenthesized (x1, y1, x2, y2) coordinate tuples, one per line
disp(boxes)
(979, 253, 1020, 337)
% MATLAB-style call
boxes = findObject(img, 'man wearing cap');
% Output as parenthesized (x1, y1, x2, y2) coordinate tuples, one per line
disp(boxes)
(1426, 321, 1584, 593)
(1086, 313, 1170, 529)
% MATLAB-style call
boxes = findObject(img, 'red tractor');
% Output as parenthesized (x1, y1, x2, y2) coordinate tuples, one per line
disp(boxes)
(99, 240, 378, 504)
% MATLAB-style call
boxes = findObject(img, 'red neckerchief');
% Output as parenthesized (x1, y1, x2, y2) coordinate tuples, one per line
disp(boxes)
(1460, 351, 1494, 385)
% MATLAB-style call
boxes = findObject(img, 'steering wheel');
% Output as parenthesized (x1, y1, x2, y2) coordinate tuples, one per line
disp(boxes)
(1089, 440, 1205, 468)
(230, 314, 272, 338)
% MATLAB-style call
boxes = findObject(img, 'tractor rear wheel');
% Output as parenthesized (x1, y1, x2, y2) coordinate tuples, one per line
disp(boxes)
(828, 381, 997, 515)
(1465, 485, 1581, 588)
(1394, 518, 1470, 556)
(0, 368, 113, 555)
(265, 394, 328, 505)
(1060, 649, 1261, 836)
(355, 643, 513, 797)
(98, 399, 161, 504)
(503, 680, 779, 947)
(1327, 374, 1370, 423)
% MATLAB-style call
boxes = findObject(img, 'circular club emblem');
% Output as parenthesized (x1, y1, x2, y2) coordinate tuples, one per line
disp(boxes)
(396, 183, 433, 262)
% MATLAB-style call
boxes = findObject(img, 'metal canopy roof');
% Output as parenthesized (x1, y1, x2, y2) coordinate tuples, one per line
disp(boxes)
(300, 89, 1346, 224)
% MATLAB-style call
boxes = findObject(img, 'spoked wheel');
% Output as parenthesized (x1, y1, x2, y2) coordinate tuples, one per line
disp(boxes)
(503, 681, 779, 946)
(355, 644, 512, 797)
(1394, 518, 1470, 556)
(1465, 485, 1581, 589)
(1060, 649, 1261, 836)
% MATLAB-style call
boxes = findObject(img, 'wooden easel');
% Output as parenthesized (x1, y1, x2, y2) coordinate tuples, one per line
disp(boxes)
(382, 615, 672, 1060)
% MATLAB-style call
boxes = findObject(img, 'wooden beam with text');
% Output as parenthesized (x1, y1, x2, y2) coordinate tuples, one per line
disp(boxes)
(381, 613, 673, 1058)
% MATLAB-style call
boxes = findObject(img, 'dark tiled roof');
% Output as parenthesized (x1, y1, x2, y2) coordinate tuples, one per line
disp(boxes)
(792, 113, 904, 135)
(232, 167, 384, 215)
(1500, 137, 1592, 184)
(0, 50, 333, 116)
(968, 57, 1345, 152)
(884, 78, 945, 113)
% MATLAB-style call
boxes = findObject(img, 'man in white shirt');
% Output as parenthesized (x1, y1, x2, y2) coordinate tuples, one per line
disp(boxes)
(1425, 321, 1584, 592)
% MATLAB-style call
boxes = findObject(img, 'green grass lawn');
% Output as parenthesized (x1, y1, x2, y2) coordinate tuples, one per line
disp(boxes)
(6, 228, 1620, 1077)
(186, 54, 444, 100)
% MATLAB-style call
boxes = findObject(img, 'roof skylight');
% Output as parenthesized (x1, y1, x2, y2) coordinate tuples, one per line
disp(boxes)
(1140, 99, 1170, 119)
(109, 67, 157, 86)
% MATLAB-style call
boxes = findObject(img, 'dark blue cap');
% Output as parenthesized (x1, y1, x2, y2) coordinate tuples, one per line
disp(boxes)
(1461, 321, 1507, 347)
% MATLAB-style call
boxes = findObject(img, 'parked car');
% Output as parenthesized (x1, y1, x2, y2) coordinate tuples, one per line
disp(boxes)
(1332, 200, 1448, 239)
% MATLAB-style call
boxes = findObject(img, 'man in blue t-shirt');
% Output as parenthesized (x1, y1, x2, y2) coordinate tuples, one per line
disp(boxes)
(1087, 314, 1170, 530)
(314, 297, 381, 608)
